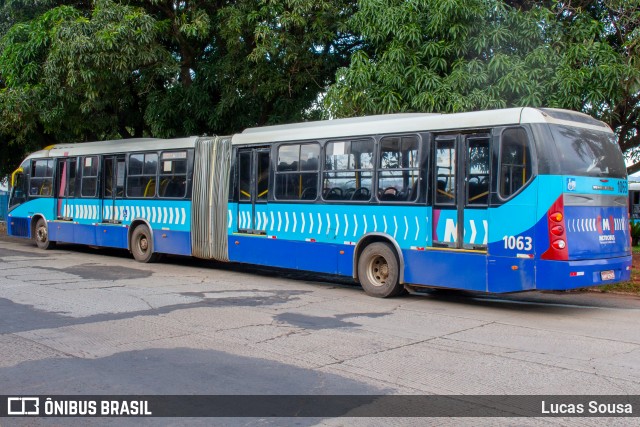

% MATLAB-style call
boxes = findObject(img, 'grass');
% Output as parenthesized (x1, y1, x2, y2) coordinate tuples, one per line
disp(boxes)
(594, 246, 640, 295)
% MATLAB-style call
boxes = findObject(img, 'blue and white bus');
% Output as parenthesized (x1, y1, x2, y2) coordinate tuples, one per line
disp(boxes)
(7, 108, 632, 297)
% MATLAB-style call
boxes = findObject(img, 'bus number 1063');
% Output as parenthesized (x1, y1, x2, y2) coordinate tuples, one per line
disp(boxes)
(502, 235, 533, 251)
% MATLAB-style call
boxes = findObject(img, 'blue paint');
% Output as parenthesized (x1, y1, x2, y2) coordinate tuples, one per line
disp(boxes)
(536, 257, 632, 290)
(7, 172, 633, 293)
(0, 191, 7, 222)
(154, 230, 192, 256)
(403, 249, 487, 291)
(228, 235, 343, 275)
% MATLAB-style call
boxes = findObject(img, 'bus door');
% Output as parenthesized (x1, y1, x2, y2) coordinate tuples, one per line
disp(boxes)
(101, 155, 125, 224)
(237, 147, 270, 234)
(433, 133, 490, 250)
(53, 157, 77, 242)
(55, 157, 77, 221)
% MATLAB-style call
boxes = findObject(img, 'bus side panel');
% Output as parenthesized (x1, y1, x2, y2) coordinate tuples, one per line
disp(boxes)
(95, 224, 128, 248)
(536, 257, 631, 290)
(402, 250, 487, 291)
(7, 198, 56, 238)
(73, 223, 98, 246)
(154, 231, 192, 256)
(227, 235, 341, 275)
(487, 256, 535, 292)
(48, 221, 74, 244)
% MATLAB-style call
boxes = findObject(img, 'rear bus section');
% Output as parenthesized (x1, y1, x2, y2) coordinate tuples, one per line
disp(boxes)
(534, 111, 631, 290)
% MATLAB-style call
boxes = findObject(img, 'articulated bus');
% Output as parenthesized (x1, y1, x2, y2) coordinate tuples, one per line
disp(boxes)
(7, 108, 631, 297)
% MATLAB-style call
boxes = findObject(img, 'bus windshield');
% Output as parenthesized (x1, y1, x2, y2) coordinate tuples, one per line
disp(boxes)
(549, 124, 626, 178)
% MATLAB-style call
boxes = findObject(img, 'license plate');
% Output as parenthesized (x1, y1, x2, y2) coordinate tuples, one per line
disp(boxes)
(601, 270, 615, 281)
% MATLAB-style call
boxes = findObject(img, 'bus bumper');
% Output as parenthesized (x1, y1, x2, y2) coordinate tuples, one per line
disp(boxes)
(536, 256, 632, 290)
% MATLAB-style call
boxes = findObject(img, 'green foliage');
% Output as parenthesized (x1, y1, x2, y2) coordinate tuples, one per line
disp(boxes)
(0, 0, 356, 177)
(630, 221, 640, 245)
(325, 0, 640, 170)
(0, 0, 639, 178)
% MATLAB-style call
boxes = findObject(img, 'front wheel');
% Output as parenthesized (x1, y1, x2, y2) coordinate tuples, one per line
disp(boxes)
(34, 218, 56, 250)
(130, 225, 161, 263)
(357, 242, 405, 298)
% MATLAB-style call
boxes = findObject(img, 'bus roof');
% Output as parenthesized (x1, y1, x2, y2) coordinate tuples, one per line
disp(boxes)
(25, 136, 202, 160)
(231, 107, 612, 145)
(22, 108, 612, 160)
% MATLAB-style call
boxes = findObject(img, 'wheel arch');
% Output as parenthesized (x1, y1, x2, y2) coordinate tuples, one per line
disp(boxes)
(30, 213, 47, 239)
(127, 219, 155, 251)
(353, 233, 405, 284)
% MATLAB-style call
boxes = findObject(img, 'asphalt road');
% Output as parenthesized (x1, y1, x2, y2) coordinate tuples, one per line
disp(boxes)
(0, 234, 639, 426)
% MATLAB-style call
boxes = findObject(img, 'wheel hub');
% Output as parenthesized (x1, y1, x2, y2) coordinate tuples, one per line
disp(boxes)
(369, 255, 389, 286)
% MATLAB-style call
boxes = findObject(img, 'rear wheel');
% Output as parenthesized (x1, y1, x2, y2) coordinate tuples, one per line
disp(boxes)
(130, 225, 160, 263)
(357, 242, 405, 298)
(34, 218, 56, 250)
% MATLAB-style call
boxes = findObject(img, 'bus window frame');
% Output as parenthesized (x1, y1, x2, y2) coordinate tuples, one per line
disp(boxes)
(126, 151, 159, 199)
(80, 155, 99, 198)
(376, 134, 422, 204)
(273, 141, 321, 202)
(158, 150, 189, 199)
(495, 126, 536, 203)
(28, 158, 55, 198)
(322, 137, 375, 203)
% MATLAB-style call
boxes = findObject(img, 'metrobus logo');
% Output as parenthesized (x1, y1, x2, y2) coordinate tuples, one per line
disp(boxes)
(596, 215, 616, 235)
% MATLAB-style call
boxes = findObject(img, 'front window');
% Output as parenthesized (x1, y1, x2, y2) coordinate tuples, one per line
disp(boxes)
(549, 125, 626, 178)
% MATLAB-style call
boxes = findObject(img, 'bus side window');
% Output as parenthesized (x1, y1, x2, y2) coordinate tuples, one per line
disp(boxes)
(378, 135, 419, 202)
(275, 143, 320, 201)
(499, 128, 532, 199)
(127, 153, 158, 198)
(435, 138, 456, 205)
(81, 156, 99, 197)
(323, 139, 373, 201)
(159, 151, 188, 198)
(30, 159, 54, 197)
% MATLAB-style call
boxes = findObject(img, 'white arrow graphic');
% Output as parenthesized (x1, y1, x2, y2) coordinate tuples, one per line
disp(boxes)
(326, 213, 331, 235)
(404, 216, 409, 240)
(469, 220, 477, 244)
(353, 214, 358, 237)
(483, 220, 488, 244)
(344, 213, 349, 237)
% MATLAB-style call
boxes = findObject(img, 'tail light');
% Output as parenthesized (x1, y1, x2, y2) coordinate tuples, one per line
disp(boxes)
(541, 196, 568, 260)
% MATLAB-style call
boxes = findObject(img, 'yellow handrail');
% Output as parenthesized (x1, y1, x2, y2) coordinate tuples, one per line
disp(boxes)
(10, 167, 23, 188)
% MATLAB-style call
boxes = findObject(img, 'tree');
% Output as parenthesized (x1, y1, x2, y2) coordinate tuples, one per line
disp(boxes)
(0, 0, 357, 177)
(325, 0, 640, 172)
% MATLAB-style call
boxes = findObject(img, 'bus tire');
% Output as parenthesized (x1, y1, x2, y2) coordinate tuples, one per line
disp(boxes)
(130, 225, 160, 263)
(357, 242, 405, 298)
(34, 218, 56, 250)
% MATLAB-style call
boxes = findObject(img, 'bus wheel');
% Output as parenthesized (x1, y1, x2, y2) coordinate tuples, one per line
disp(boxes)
(131, 225, 160, 263)
(34, 218, 56, 250)
(358, 242, 405, 298)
